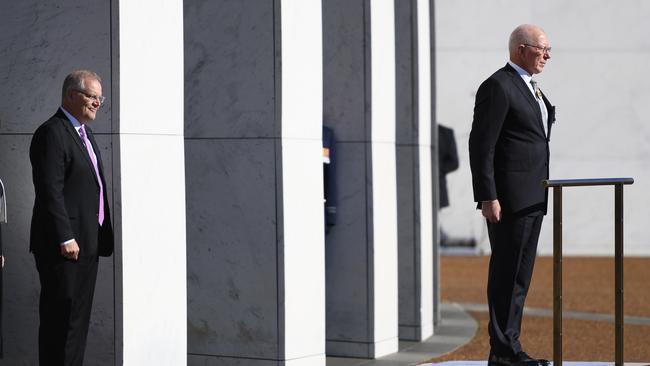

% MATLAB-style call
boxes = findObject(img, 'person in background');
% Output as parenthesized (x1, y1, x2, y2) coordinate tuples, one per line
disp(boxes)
(323, 126, 337, 232)
(438, 123, 459, 246)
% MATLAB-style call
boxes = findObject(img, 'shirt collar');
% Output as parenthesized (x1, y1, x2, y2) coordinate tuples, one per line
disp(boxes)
(60, 107, 83, 132)
(508, 60, 533, 83)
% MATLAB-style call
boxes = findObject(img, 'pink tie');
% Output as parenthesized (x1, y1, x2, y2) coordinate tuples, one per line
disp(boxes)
(79, 125, 105, 225)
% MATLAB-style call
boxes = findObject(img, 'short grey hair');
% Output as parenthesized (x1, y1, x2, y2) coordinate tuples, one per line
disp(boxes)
(508, 24, 543, 54)
(61, 70, 102, 102)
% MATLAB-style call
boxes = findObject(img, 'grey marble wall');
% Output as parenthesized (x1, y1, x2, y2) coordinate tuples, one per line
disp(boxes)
(0, 1, 115, 365)
(395, 0, 421, 341)
(395, 0, 440, 342)
(324, 0, 439, 353)
(184, 0, 283, 364)
(323, 0, 381, 358)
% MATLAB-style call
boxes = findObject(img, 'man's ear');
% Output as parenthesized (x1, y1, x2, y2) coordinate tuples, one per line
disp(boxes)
(517, 45, 525, 56)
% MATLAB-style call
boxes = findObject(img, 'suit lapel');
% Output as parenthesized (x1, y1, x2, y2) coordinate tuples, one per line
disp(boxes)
(504, 65, 546, 138)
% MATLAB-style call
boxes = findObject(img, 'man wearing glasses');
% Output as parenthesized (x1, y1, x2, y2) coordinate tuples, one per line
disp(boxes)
(30, 70, 113, 366)
(469, 24, 555, 366)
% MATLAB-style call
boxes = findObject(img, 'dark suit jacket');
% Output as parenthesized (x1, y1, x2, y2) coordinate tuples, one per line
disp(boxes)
(469, 63, 555, 215)
(438, 124, 459, 208)
(30, 109, 113, 260)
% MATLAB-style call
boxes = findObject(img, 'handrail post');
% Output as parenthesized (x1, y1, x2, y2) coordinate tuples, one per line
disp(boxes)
(615, 184, 624, 366)
(544, 177, 633, 366)
(553, 186, 563, 366)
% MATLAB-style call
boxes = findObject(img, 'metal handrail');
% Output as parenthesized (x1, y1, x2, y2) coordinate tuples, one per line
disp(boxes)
(542, 177, 634, 366)
(544, 177, 634, 187)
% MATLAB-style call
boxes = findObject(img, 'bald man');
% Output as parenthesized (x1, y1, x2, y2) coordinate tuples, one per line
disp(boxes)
(469, 24, 556, 366)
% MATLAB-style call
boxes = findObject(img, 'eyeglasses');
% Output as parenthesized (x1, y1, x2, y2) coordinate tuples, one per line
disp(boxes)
(523, 43, 552, 54)
(74, 89, 106, 104)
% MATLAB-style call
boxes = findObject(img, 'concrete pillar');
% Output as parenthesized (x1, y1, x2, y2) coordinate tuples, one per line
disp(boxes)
(396, 0, 435, 342)
(184, 1, 325, 365)
(429, 0, 441, 327)
(323, 0, 399, 358)
(111, 0, 187, 365)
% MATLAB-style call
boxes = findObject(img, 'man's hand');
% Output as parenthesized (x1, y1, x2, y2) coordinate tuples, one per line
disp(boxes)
(481, 200, 501, 223)
(61, 240, 80, 261)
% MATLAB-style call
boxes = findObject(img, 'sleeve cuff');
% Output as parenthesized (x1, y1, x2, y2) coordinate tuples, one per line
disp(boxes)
(61, 239, 75, 246)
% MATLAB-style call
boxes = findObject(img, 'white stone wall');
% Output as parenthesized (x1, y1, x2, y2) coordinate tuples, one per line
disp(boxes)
(370, 0, 399, 356)
(280, 0, 326, 363)
(416, 0, 435, 339)
(435, 0, 650, 255)
(117, 0, 187, 364)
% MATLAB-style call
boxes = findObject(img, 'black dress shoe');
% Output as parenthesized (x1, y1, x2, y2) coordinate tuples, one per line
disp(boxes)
(514, 351, 551, 366)
(487, 352, 515, 366)
(488, 351, 550, 366)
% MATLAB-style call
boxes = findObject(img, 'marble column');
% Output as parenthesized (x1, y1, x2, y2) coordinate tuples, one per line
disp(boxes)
(323, 0, 399, 358)
(396, 0, 435, 342)
(112, 0, 187, 365)
(185, 1, 325, 365)
(429, 0, 441, 327)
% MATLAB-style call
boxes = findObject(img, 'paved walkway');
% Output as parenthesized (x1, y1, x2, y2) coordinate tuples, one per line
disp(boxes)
(326, 303, 478, 366)
(327, 256, 650, 365)
(438, 256, 650, 361)
(324, 301, 650, 366)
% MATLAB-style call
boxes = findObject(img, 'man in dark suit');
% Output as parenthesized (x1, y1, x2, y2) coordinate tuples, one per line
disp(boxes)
(469, 24, 555, 366)
(438, 124, 459, 210)
(438, 124, 459, 246)
(30, 70, 113, 366)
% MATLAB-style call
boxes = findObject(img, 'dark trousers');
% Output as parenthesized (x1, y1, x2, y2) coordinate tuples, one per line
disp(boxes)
(34, 253, 98, 366)
(486, 213, 543, 357)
